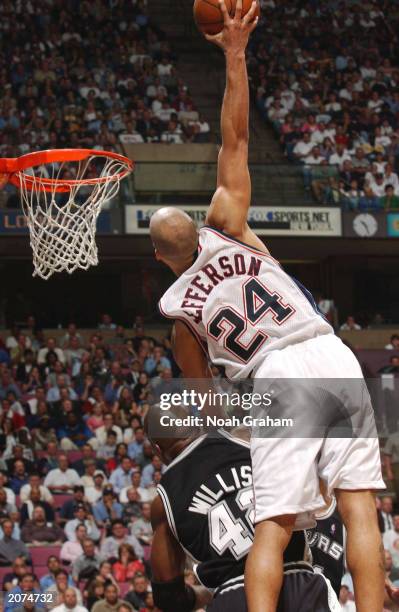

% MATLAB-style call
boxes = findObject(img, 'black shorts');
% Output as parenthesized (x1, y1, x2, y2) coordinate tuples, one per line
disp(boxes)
(208, 565, 339, 612)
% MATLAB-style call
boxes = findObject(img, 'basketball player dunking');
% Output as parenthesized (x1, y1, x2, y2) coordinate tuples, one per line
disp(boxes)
(149, 2, 385, 611)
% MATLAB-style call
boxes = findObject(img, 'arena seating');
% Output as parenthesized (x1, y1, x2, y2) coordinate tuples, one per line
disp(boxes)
(0, 0, 209, 171)
(249, 0, 399, 208)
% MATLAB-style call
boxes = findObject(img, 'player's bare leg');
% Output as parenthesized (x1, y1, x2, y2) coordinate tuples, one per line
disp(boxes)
(336, 489, 384, 612)
(245, 515, 295, 612)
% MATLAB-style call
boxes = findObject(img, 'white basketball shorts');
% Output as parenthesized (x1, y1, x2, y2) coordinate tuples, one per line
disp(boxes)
(250, 334, 385, 528)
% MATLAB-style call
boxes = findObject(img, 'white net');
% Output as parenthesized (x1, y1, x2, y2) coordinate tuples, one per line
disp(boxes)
(17, 153, 131, 280)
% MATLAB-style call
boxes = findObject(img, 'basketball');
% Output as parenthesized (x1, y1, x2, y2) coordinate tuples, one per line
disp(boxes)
(193, 0, 260, 36)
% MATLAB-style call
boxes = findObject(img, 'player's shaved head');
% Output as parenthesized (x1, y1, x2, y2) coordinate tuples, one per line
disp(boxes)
(150, 207, 198, 273)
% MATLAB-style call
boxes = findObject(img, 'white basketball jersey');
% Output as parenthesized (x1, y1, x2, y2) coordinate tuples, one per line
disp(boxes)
(159, 226, 333, 380)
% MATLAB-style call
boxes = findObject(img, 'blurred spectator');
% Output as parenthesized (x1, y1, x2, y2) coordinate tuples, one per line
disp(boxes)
(20, 487, 55, 526)
(124, 574, 150, 611)
(0, 487, 17, 520)
(3, 557, 29, 591)
(385, 550, 399, 584)
(38, 339, 65, 366)
(21, 506, 64, 545)
(112, 544, 145, 582)
(59, 486, 86, 523)
(72, 538, 103, 583)
(20, 472, 54, 505)
(44, 455, 80, 494)
(85, 471, 108, 505)
(381, 496, 395, 531)
(95, 415, 123, 446)
(40, 556, 73, 592)
(60, 524, 87, 564)
(5, 573, 44, 612)
(0, 519, 30, 565)
(384, 516, 399, 569)
(52, 588, 88, 612)
(100, 519, 143, 561)
(381, 185, 399, 211)
(130, 502, 152, 548)
(46, 571, 82, 609)
(109, 457, 134, 494)
(64, 504, 100, 542)
(141, 455, 165, 488)
(339, 585, 356, 611)
(93, 489, 123, 527)
(92, 584, 131, 612)
(340, 316, 362, 331)
(385, 335, 399, 351)
(9, 460, 29, 494)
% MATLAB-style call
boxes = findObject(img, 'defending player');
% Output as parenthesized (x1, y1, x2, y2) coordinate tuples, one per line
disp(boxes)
(146, 405, 340, 612)
(149, 2, 385, 611)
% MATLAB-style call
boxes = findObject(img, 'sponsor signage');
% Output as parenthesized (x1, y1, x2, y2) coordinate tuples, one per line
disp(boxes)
(387, 213, 399, 238)
(0, 210, 112, 234)
(125, 205, 342, 237)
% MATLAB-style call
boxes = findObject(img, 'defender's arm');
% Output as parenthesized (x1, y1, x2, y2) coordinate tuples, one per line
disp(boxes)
(151, 494, 212, 611)
(172, 321, 226, 419)
(172, 320, 211, 379)
(204, 1, 267, 253)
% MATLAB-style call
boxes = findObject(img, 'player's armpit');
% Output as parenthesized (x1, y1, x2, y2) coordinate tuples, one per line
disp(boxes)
(172, 321, 211, 379)
(172, 321, 226, 419)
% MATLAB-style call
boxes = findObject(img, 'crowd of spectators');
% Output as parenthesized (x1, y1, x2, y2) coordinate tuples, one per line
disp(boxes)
(249, 0, 399, 209)
(0, 313, 203, 612)
(0, 0, 210, 175)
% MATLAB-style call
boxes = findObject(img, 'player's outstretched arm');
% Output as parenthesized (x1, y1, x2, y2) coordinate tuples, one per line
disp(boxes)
(205, 1, 267, 252)
(151, 495, 213, 611)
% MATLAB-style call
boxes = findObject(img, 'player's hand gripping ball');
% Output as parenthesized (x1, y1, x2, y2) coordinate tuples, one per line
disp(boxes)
(194, 0, 260, 36)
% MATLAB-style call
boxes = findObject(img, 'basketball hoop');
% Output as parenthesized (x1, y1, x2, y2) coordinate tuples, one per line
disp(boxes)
(0, 149, 134, 280)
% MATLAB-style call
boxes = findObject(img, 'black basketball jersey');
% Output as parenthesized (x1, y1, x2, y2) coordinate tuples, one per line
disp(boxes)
(305, 500, 345, 597)
(158, 430, 307, 590)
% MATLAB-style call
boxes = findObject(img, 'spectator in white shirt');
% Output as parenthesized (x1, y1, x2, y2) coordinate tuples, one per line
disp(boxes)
(329, 145, 351, 170)
(368, 91, 383, 112)
(340, 316, 362, 331)
(360, 59, 376, 80)
(118, 121, 144, 145)
(157, 57, 173, 77)
(95, 415, 123, 447)
(384, 163, 399, 193)
(367, 173, 387, 198)
(64, 504, 100, 542)
(339, 585, 356, 611)
(339, 83, 354, 101)
(84, 471, 107, 505)
(37, 338, 65, 365)
(44, 455, 80, 494)
(155, 101, 174, 123)
(383, 515, 399, 568)
(161, 120, 184, 144)
(304, 146, 325, 166)
(119, 471, 151, 504)
(311, 123, 329, 145)
(52, 587, 88, 612)
(20, 473, 53, 505)
(293, 132, 314, 161)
